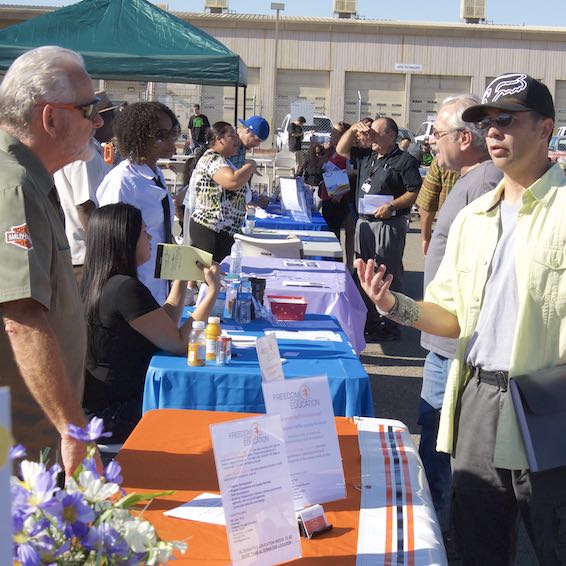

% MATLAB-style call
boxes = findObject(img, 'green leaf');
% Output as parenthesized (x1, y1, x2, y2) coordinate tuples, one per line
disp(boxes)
(115, 490, 175, 509)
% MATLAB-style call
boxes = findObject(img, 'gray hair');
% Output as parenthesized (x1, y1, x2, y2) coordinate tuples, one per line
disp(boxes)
(440, 94, 487, 150)
(0, 46, 86, 137)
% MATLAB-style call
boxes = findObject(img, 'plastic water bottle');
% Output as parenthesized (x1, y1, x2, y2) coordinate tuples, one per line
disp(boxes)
(244, 208, 256, 235)
(187, 320, 206, 367)
(224, 280, 239, 320)
(211, 288, 226, 318)
(229, 239, 242, 276)
(235, 278, 252, 324)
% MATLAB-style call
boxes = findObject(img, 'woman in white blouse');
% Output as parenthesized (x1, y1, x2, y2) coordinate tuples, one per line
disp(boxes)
(96, 102, 180, 304)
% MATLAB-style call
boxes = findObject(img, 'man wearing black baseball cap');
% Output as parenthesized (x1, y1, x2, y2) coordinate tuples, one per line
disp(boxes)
(355, 73, 566, 565)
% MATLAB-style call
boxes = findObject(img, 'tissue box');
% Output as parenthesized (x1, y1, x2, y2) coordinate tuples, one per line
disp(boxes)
(267, 295, 307, 321)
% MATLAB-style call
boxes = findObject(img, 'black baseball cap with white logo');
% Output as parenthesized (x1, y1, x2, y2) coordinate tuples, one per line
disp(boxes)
(462, 73, 555, 123)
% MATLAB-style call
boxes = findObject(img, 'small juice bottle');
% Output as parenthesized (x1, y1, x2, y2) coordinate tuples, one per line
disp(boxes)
(188, 320, 206, 367)
(205, 316, 221, 362)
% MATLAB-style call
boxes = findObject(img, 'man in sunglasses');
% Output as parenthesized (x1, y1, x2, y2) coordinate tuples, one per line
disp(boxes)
(54, 91, 118, 283)
(0, 46, 104, 477)
(418, 94, 502, 546)
(356, 73, 566, 565)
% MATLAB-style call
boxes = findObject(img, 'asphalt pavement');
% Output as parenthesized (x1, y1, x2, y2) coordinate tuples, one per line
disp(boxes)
(358, 222, 537, 566)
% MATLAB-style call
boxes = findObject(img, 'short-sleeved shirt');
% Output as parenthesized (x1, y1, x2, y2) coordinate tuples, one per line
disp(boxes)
(96, 160, 173, 305)
(0, 130, 87, 452)
(415, 157, 459, 213)
(53, 139, 110, 265)
(188, 114, 210, 144)
(350, 145, 423, 215)
(84, 275, 159, 413)
(190, 149, 246, 236)
(288, 123, 304, 152)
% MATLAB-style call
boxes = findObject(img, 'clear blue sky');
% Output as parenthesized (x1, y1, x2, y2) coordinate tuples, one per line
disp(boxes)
(2, 0, 565, 27)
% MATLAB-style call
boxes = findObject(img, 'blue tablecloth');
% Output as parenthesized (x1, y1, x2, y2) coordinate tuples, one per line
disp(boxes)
(255, 204, 329, 231)
(143, 314, 374, 418)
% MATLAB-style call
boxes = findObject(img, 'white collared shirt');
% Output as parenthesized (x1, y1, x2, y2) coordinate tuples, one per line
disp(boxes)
(54, 139, 110, 265)
(96, 159, 173, 305)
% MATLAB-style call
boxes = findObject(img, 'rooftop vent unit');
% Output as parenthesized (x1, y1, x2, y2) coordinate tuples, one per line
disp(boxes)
(333, 0, 357, 19)
(460, 0, 486, 24)
(204, 0, 228, 14)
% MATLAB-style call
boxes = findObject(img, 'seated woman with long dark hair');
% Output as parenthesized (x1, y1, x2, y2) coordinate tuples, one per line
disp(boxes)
(188, 121, 258, 262)
(80, 203, 220, 442)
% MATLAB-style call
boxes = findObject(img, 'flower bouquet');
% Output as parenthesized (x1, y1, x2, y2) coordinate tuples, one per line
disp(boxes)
(11, 418, 187, 565)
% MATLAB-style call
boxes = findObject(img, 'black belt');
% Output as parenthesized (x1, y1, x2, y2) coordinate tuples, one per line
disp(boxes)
(472, 367, 509, 391)
(359, 213, 408, 222)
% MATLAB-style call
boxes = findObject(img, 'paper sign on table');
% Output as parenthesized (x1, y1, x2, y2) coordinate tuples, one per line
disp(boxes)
(210, 414, 301, 566)
(358, 194, 395, 215)
(265, 330, 343, 343)
(154, 244, 212, 281)
(279, 177, 303, 212)
(0, 387, 12, 566)
(164, 492, 226, 525)
(256, 333, 285, 383)
(262, 376, 346, 509)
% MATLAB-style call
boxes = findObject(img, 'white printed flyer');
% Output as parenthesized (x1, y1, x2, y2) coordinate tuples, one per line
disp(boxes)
(262, 376, 346, 509)
(210, 414, 301, 566)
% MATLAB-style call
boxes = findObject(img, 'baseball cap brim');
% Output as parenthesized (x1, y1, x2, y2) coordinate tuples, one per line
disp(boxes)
(462, 101, 537, 123)
(238, 118, 268, 141)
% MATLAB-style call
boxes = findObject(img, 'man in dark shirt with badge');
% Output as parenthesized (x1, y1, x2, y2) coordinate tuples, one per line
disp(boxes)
(337, 117, 422, 341)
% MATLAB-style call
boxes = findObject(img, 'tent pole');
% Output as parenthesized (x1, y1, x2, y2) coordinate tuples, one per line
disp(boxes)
(234, 83, 239, 126)
(243, 86, 247, 120)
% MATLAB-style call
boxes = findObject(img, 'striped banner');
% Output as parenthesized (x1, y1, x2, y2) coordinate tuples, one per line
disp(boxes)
(355, 417, 447, 566)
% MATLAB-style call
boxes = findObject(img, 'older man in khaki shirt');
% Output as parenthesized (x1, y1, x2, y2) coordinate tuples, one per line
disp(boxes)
(0, 46, 103, 475)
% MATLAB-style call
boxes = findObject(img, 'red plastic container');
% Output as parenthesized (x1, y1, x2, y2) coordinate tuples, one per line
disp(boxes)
(267, 295, 308, 321)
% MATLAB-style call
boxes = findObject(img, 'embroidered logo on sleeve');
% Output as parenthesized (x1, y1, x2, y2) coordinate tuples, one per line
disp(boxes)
(5, 223, 33, 250)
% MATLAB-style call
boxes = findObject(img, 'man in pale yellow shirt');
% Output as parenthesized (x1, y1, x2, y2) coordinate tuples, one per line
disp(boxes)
(356, 73, 566, 565)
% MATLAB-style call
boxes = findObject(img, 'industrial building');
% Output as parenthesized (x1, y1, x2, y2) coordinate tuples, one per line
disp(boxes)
(2, 0, 566, 144)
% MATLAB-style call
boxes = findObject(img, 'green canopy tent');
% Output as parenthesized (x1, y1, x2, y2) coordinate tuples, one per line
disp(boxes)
(0, 0, 248, 122)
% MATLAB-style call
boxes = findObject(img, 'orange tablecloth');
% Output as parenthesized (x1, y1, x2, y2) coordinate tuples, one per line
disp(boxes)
(119, 409, 361, 564)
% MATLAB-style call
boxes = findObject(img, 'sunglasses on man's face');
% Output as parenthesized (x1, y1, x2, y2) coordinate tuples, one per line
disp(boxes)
(476, 113, 517, 130)
(36, 96, 102, 121)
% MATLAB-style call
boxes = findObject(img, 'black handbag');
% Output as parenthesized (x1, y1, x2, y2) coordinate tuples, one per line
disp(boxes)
(510, 365, 566, 472)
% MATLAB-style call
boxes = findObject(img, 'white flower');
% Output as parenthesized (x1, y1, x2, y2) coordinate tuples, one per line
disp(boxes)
(75, 470, 119, 502)
(122, 518, 156, 553)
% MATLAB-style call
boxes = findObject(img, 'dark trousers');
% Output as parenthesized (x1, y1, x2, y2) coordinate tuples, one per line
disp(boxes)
(321, 199, 350, 240)
(189, 220, 234, 263)
(354, 215, 407, 332)
(453, 377, 566, 565)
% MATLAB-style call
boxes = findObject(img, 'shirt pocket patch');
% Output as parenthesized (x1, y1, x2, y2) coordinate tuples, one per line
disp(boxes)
(529, 247, 566, 317)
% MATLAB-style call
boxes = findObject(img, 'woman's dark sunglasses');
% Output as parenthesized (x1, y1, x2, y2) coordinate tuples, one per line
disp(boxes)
(155, 126, 181, 141)
(477, 113, 515, 130)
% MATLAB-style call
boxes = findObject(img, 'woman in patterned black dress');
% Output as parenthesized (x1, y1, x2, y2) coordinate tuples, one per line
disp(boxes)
(188, 122, 259, 262)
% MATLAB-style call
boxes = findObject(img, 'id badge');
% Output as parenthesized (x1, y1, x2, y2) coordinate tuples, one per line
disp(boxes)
(361, 180, 372, 193)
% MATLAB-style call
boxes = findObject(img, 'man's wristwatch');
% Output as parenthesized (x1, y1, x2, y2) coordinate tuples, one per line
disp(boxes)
(387, 202, 395, 212)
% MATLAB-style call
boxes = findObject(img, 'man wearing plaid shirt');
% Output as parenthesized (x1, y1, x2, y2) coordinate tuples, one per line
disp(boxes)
(416, 156, 459, 255)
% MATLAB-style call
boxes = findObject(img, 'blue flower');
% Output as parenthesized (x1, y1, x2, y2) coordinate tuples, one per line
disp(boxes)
(16, 542, 40, 566)
(9, 444, 26, 459)
(61, 492, 95, 532)
(104, 460, 123, 484)
(67, 417, 111, 443)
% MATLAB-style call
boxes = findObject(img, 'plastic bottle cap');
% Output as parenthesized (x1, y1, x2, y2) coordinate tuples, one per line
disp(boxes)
(208, 316, 221, 324)
(193, 320, 205, 329)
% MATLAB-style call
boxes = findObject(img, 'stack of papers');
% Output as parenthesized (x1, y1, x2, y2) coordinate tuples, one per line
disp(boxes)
(265, 330, 343, 342)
